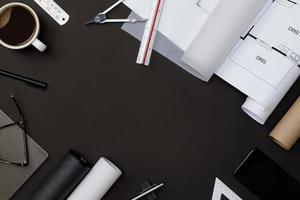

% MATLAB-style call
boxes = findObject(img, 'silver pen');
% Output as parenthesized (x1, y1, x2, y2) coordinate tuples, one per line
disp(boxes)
(131, 183, 164, 200)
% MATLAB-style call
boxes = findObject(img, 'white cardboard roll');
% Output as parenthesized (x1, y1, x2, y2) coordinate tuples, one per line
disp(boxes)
(67, 157, 122, 200)
(181, 0, 267, 82)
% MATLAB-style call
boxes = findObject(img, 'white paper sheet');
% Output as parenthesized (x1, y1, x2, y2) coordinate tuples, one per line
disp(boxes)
(181, 0, 268, 82)
(124, 0, 220, 50)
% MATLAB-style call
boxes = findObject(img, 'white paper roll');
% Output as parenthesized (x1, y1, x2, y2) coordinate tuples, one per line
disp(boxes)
(242, 98, 270, 125)
(181, 0, 267, 82)
(67, 157, 122, 200)
(242, 66, 300, 124)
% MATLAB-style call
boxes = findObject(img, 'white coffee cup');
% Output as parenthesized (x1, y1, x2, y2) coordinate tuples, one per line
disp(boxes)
(0, 2, 47, 52)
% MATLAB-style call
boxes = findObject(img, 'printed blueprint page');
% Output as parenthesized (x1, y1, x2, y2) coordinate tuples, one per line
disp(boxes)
(216, 0, 300, 112)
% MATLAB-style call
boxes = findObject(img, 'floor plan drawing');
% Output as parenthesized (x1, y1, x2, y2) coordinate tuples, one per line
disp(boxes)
(225, 0, 300, 89)
(216, 0, 300, 124)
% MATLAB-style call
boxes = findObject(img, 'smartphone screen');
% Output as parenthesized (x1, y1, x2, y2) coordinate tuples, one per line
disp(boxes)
(234, 149, 300, 200)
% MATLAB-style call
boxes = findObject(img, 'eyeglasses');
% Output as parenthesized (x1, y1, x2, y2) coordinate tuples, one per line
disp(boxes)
(0, 94, 28, 167)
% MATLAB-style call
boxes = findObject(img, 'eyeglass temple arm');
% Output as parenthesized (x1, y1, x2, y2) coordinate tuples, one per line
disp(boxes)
(0, 159, 28, 167)
(0, 122, 21, 130)
(10, 93, 29, 166)
(10, 94, 25, 125)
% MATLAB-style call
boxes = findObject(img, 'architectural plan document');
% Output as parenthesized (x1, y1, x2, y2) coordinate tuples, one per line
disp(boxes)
(123, 0, 300, 124)
(217, 0, 300, 124)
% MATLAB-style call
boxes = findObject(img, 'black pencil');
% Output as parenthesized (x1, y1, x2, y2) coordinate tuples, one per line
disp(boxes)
(0, 69, 48, 89)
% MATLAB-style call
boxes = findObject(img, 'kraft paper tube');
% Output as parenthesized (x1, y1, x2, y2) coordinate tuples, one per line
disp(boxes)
(269, 97, 300, 150)
(67, 157, 122, 200)
(30, 151, 92, 200)
(181, 0, 267, 82)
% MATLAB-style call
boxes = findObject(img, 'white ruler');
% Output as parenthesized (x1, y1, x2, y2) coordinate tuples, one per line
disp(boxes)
(212, 178, 242, 200)
(34, 0, 70, 25)
(136, 0, 164, 66)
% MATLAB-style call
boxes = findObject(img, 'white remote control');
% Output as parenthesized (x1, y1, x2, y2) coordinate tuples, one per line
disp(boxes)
(34, 0, 70, 25)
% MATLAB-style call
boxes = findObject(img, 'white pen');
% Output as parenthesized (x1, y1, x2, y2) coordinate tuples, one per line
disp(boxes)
(131, 183, 164, 200)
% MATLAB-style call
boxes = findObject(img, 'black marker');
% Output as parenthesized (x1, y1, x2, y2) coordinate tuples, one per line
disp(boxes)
(0, 69, 48, 89)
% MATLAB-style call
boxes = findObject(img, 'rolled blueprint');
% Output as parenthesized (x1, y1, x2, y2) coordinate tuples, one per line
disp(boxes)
(67, 157, 122, 200)
(181, 0, 267, 82)
(30, 151, 92, 200)
(241, 66, 300, 124)
(269, 97, 300, 150)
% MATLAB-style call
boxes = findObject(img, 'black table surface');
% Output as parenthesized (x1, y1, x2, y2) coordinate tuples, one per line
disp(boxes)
(1, 0, 300, 199)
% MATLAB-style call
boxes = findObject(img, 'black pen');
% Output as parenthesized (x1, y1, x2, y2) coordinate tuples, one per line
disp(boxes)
(0, 69, 48, 89)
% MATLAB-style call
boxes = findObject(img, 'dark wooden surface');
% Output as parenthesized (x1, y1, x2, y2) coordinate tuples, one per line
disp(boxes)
(0, 0, 300, 199)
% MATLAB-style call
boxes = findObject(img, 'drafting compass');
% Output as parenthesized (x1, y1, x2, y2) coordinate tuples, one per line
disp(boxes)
(85, 0, 147, 25)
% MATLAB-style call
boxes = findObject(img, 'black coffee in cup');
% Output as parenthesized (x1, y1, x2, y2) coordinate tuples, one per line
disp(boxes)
(0, 5, 36, 46)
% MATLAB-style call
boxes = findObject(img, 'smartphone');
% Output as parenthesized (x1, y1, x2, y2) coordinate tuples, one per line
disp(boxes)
(234, 148, 300, 200)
